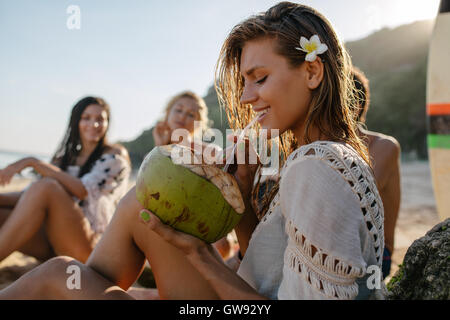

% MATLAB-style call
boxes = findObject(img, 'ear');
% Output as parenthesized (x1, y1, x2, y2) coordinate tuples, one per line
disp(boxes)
(305, 58, 324, 90)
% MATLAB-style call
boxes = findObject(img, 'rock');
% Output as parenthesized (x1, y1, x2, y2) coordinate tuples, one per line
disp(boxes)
(387, 218, 450, 299)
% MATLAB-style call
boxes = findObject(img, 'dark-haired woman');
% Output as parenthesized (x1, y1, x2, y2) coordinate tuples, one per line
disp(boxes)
(0, 97, 131, 264)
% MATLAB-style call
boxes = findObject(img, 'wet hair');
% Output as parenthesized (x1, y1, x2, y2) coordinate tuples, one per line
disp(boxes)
(352, 66, 370, 123)
(163, 91, 212, 135)
(51, 96, 111, 177)
(215, 2, 370, 219)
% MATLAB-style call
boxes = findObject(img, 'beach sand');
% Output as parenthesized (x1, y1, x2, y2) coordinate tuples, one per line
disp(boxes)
(0, 161, 442, 293)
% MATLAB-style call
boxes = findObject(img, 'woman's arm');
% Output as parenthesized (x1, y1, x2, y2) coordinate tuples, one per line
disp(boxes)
(27, 157, 88, 200)
(0, 158, 33, 186)
(140, 210, 267, 300)
(233, 201, 259, 256)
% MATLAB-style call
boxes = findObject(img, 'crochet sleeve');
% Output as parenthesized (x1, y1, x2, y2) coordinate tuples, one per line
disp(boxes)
(80, 153, 131, 234)
(278, 157, 367, 299)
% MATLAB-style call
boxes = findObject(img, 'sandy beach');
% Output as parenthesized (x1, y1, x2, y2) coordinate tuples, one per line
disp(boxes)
(0, 161, 442, 292)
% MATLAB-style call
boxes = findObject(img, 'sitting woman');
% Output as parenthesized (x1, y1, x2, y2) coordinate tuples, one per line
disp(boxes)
(0, 96, 131, 264)
(152, 91, 211, 148)
(1, 2, 385, 300)
(151, 90, 234, 257)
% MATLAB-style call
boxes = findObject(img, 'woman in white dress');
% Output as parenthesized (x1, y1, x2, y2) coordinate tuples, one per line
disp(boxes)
(0, 2, 385, 300)
(0, 96, 131, 264)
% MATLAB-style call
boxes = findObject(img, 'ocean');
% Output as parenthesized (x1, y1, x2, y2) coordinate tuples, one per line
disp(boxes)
(0, 150, 50, 178)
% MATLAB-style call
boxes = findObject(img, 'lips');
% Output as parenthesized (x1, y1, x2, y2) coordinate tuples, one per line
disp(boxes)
(253, 106, 270, 114)
(254, 107, 270, 122)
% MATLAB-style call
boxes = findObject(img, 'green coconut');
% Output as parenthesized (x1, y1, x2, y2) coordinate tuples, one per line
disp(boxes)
(136, 144, 245, 243)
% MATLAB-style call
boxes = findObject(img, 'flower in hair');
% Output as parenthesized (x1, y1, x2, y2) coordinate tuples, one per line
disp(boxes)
(295, 35, 328, 62)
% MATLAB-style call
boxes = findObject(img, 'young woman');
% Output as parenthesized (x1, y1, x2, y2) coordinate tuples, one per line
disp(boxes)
(152, 91, 211, 148)
(150, 91, 232, 257)
(0, 2, 385, 300)
(0, 96, 131, 264)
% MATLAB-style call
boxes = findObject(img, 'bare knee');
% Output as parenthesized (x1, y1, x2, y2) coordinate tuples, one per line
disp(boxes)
(26, 177, 64, 198)
(3, 256, 79, 299)
(36, 177, 64, 193)
(116, 186, 143, 222)
(43, 256, 84, 297)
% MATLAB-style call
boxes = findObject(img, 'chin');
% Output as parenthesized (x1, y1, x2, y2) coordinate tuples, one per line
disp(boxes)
(85, 137, 102, 144)
(259, 122, 284, 140)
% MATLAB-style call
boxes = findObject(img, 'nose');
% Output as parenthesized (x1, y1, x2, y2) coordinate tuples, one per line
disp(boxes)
(93, 121, 100, 128)
(178, 112, 187, 123)
(240, 84, 258, 105)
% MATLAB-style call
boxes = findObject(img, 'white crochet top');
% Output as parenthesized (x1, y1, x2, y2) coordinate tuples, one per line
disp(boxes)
(67, 153, 131, 235)
(237, 141, 386, 300)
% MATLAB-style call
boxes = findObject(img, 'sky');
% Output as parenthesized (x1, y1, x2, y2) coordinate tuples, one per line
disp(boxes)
(0, 0, 441, 156)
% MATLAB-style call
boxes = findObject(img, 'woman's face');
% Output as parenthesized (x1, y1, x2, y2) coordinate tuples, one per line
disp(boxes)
(166, 97, 201, 134)
(239, 37, 313, 137)
(78, 104, 109, 146)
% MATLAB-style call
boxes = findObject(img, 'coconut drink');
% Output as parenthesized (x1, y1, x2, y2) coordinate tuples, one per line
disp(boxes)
(136, 144, 245, 243)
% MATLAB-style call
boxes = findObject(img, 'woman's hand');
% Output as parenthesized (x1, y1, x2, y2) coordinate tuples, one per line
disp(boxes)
(139, 209, 222, 262)
(220, 135, 260, 255)
(0, 165, 17, 186)
(224, 135, 260, 202)
(152, 121, 172, 146)
(0, 157, 36, 186)
(139, 209, 266, 300)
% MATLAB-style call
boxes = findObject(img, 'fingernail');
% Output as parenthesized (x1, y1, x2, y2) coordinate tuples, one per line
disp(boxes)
(140, 210, 150, 222)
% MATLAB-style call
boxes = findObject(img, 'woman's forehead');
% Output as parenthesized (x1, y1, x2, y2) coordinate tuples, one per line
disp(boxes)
(173, 97, 200, 111)
(82, 104, 107, 116)
(240, 38, 278, 75)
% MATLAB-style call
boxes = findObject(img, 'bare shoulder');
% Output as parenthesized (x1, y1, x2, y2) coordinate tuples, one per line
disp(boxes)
(364, 131, 401, 189)
(105, 144, 130, 162)
(367, 131, 400, 160)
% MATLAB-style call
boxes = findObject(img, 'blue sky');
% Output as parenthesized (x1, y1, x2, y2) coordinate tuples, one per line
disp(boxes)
(0, 0, 440, 155)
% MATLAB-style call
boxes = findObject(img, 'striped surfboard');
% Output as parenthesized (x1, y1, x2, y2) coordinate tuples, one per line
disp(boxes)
(427, 0, 450, 221)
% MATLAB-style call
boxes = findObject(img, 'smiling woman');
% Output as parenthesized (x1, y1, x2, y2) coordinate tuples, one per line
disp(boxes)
(152, 91, 212, 147)
(0, 96, 131, 265)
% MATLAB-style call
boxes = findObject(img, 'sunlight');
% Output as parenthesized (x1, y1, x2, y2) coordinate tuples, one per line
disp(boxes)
(388, 0, 441, 26)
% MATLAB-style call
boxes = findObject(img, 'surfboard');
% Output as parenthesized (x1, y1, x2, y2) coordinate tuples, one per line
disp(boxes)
(427, 0, 450, 221)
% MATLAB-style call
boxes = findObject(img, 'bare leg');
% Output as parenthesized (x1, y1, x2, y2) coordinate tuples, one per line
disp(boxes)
(89, 187, 219, 299)
(0, 208, 54, 261)
(0, 178, 96, 263)
(0, 192, 22, 208)
(0, 187, 220, 299)
(0, 256, 133, 300)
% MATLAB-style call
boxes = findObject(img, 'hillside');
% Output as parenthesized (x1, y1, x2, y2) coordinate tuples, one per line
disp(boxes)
(122, 20, 434, 170)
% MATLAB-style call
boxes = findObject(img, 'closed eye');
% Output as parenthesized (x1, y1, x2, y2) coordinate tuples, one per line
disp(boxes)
(256, 75, 267, 84)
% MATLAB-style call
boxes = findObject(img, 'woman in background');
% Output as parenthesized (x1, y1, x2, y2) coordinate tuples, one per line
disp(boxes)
(352, 67, 401, 279)
(0, 96, 131, 264)
(151, 91, 234, 258)
(152, 91, 211, 147)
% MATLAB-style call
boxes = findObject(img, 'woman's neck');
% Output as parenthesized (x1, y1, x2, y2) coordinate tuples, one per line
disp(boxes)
(78, 142, 98, 159)
(292, 123, 327, 146)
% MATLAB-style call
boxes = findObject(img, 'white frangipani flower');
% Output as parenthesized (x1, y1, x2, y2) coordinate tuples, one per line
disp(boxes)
(295, 34, 328, 62)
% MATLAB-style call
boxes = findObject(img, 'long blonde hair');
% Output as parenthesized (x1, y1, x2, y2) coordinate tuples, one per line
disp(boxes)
(164, 91, 212, 136)
(214, 2, 370, 218)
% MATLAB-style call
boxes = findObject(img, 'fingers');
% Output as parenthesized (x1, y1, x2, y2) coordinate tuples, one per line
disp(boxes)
(0, 171, 13, 186)
(225, 135, 260, 179)
(226, 134, 260, 167)
(156, 121, 170, 132)
(139, 209, 205, 255)
(153, 121, 172, 146)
